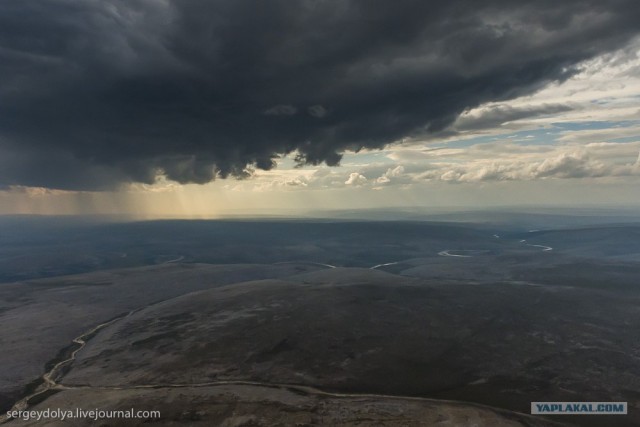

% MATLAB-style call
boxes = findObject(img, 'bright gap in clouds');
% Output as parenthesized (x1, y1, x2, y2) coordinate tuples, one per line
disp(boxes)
(2, 38, 640, 217)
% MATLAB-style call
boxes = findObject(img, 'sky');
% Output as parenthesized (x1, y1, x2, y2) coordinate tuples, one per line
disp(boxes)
(1, 0, 640, 217)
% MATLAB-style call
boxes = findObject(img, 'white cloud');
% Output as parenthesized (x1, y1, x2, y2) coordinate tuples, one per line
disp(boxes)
(345, 172, 368, 186)
(416, 151, 640, 183)
(533, 152, 606, 179)
(284, 176, 309, 187)
(452, 103, 574, 132)
(375, 165, 405, 184)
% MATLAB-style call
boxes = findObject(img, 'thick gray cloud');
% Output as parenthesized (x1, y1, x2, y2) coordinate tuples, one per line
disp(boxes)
(1, 0, 640, 189)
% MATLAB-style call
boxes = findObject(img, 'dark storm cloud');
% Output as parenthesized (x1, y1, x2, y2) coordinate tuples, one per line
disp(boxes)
(1, 0, 639, 189)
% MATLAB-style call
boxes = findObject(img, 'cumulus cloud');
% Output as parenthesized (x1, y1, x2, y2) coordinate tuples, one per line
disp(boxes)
(376, 165, 406, 184)
(285, 176, 309, 187)
(418, 151, 640, 183)
(1, 0, 640, 189)
(345, 172, 368, 186)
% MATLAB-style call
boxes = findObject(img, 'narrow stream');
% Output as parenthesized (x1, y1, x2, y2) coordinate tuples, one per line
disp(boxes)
(1, 310, 137, 423)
